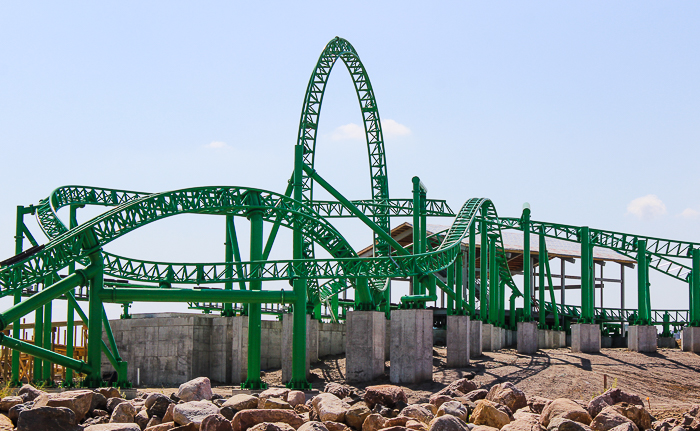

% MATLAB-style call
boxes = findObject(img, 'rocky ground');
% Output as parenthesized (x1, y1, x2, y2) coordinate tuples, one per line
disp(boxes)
(2, 346, 700, 430)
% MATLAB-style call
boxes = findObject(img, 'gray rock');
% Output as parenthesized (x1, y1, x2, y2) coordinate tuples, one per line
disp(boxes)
(110, 402, 136, 423)
(17, 406, 79, 431)
(173, 400, 220, 427)
(177, 377, 213, 402)
(201, 413, 234, 431)
(17, 384, 46, 402)
(146, 393, 172, 418)
(84, 424, 142, 430)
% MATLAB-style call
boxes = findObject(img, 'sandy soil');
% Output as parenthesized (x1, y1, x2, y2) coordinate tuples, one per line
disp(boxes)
(146, 347, 700, 418)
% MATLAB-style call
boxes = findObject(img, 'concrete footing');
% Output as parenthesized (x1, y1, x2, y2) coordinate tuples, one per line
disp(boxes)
(682, 327, 700, 352)
(552, 330, 566, 348)
(482, 323, 493, 351)
(483, 324, 505, 351)
(537, 329, 566, 349)
(281, 314, 316, 382)
(446, 315, 470, 367)
(571, 323, 601, 353)
(345, 311, 386, 383)
(390, 309, 433, 384)
(470, 319, 482, 357)
(657, 337, 677, 349)
(628, 325, 657, 353)
(517, 321, 537, 354)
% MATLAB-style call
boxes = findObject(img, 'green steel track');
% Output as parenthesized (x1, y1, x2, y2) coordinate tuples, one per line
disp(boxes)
(0, 36, 699, 389)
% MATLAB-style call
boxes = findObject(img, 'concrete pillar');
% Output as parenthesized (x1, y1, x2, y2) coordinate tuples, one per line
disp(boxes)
(517, 321, 537, 354)
(345, 311, 386, 383)
(446, 315, 470, 368)
(682, 327, 700, 352)
(491, 327, 503, 350)
(470, 319, 482, 358)
(482, 323, 493, 352)
(390, 309, 433, 384)
(384, 319, 391, 360)
(657, 337, 677, 349)
(552, 330, 566, 348)
(538, 330, 554, 349)
(281, 314, 314, 382)
(231, 315, 248, 385)
(628, 325, 657, 353)
(571, 323, 601, 353)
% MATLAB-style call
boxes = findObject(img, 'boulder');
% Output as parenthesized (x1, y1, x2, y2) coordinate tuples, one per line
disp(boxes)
(547, 418, 592, 431)
(472, 427, 499, 431)
(363, 414, 388, 431)
(177, 377, 213, 402)
(110, 402, 136, 423)
(487, 383, 527, 413)
(232, 409, 306, 431)
(222, 394, 261, 419)
(299, 422, 331, 431)
(97, 388, 122, 400)
(471, 400, 511, 429)
(173, 400, 220, 427)
(429, 395, 454, 409)
(135, 409, 150, 429)
(346, 404, 372, 430)
(589, 407, 637, 431)
(201, 414, 234, 431)
(9, 402, 32, 424)
(163, 403, 176, 422)
(145, 422, 177, 431)
(384, 417, 411, 427)
(0, 396, 23, 411)
(172, 424, 199, 431)
(249, 424, 297, 431)
(607, 425, 637, 431)
(540, 400, 592, 427)
(265, 399, 293, 410)
(428, 415, 469, 431)
(402, 405, 435, 425)
(437, 379, 478, 398)
(17, 384, 46, 402)
(513, 412, 539, 424)
(288, 392, 307, 408)
(379, 427, 409, 431)
(92, 392, 109, 412)
(464, 390, 489, 403)
(34, 390, 94, 422)
(145, 416, 163, 428)
(106, 397, 128, 413)
(85, 424, 142, 431)
(365, 386, 408, 410)
(17, 406, 79, 431)
(436, 401, 467, 422)
(528, 397, 551, 415)
(325, 421, 352, 431)
(260, 389, 292, 406)
(407, 419, 429, 431)
(470, 400, 510, 429)
(0, 414, 12, 431)
(501, 420, 544, 431)
(422, 404, 438, 416)
(325, 384, 352, 400)
(587, 390, 644, 420)
(147, 394, 173, 419)
(608, 404, 651, 431)
(312, 393, 351, 422)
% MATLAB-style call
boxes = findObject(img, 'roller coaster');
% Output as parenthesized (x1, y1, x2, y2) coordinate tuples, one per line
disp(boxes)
(1, 37, 699, 390)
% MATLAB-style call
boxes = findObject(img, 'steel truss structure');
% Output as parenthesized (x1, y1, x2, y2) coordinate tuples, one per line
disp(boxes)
(1, 37, 699, 390)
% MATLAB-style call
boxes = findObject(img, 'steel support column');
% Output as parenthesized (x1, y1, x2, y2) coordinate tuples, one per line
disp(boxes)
(522, 204, 532, 321)
(636, 239, 651, 325)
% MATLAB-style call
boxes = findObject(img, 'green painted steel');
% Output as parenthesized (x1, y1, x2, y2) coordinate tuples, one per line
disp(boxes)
(1, 36, 699, 389)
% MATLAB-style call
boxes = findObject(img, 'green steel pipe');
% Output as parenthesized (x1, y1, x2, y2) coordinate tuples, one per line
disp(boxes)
(0, 333, 92, 375)
(468, 222, 476, 316)
(0, 265, 98, 331)
(66, 293, 88, 325)
(102, 308, 122, 362)
(11, 206, 25, 385)
(86, 248, 105, 387)
(223, 215, 235, 317)
(692, 249, 700, 326)
(303, 164, 410, 258)
(412, 177, 422, 295)
(455, 253, 463, 313)
(488, 234, 498, 325)
(480, 216, 488, 321)
(447, 261, 454, 315)
(99, 287, 296, 304)
(522, 205, 532, 321)
(289, 144, 310, 390)
(262, 177, 294, 262)
(580, 227, 593, 323)
(499, 276, 505, 326)
(243, 191, 265, 389)
(34, 304, 43, 381)
(539, 228, 546, 328)
(65, 205, 78, 385)
(419, 185, 428, 295)
(637, 239, 651, 325)
(509, 294, 517, 329)
(42, 278, 53, 382)
(543, 253, 560, 329)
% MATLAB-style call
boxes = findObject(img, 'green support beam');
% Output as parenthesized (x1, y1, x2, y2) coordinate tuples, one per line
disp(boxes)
(522, 204, 532, 321)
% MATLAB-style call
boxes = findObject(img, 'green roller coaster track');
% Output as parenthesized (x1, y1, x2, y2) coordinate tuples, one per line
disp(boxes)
(1, 36, 699, 390)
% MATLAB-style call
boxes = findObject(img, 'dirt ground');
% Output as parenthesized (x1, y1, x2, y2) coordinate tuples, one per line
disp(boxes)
(149, 347, 700, 418)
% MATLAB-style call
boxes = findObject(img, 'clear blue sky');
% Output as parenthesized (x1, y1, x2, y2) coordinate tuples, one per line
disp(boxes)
(1, 2, 699, 319)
